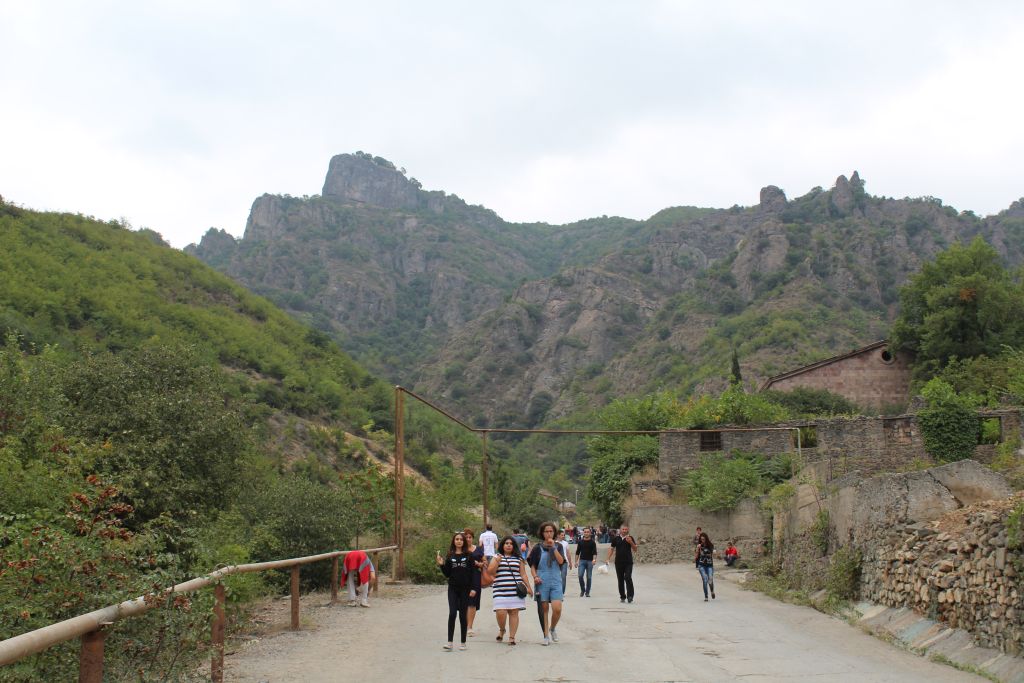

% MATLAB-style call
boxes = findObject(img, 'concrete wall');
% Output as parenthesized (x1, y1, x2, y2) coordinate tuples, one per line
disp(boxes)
(766, 346, 912, 411)
(628, 498, 769, 563)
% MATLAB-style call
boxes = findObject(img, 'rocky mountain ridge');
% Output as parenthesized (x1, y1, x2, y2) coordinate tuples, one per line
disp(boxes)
(189, 154, 1024, 427)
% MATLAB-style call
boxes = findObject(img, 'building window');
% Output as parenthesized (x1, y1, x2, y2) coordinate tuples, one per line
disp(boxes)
(979, 417, 1002, 444)
(794, 426, 818, 448)
(880, 348, 895, 364)
(700, 431, 722, 452)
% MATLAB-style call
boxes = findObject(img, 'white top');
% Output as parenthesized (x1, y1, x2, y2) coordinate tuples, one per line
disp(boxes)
(557, 539, 570, 565)
(480, 530, 499, 556)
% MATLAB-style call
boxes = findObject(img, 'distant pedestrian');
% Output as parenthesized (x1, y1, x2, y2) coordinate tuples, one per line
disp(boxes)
(606, 524, 637, 603)
(575, 527, 598, 597)
(693, 526, 703, 548)
(463, 527, 485, 637)
(479, 523, 499, 560)
(695, 532, 716, 601)
(528, 522, 565, 645)
(341, 549, 376, 607)
(724, 540, 739, 567)
(556, 529, 572, 593)
(489, 536, 532, 646)
(436, 532, 475, 651)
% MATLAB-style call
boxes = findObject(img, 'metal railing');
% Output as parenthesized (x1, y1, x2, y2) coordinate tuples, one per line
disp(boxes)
(0, 544, 397, 682)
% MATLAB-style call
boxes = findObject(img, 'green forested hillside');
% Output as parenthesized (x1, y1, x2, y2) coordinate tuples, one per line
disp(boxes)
(0, 201, 487, 680)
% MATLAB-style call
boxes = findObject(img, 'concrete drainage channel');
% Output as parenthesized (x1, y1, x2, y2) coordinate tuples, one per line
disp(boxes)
(723, 570, 1024, 683)
(855, 603, 1024, 683)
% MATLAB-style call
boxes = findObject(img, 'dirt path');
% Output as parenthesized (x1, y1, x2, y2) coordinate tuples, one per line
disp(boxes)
(223, 563, 984, 682)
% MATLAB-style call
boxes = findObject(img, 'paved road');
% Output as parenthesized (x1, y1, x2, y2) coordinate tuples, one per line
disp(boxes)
(224, 562, 983, 682)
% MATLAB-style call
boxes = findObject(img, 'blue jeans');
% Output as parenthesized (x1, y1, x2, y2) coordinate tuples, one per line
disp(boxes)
(577, 560, 594, 595)
(560, 562, 568, 592)
(698, 564, 715, 599)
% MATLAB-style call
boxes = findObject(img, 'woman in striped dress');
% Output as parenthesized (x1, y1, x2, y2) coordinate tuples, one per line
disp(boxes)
(487, 535, 533, 646)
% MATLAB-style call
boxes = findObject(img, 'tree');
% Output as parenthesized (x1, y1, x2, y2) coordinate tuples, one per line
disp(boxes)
(891, 237, 1024, 378)
(730, 348, 742, 386)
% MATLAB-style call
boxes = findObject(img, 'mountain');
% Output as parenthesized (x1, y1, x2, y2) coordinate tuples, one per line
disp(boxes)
(189, 157, 1024, 426)
(0, 199, 394, 471)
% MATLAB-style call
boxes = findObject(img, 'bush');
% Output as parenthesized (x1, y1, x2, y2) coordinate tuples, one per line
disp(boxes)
(681, 453, 764, 512)
(917, 378, 979, 463)
(826, 546, 862, 601)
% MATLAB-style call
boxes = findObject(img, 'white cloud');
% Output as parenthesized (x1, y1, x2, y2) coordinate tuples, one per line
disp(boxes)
(1, 2, 1023, 247)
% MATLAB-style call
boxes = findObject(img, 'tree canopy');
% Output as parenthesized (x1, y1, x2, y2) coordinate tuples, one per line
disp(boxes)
(891, 237, 1024, 378)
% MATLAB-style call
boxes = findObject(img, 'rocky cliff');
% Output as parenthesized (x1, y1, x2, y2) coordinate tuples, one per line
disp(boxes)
(189, 154, 1024, 426)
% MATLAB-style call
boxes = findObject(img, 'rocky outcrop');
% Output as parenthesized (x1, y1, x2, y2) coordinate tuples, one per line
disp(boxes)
(322, 153, 430, 212)
(759, 185, 787, 212)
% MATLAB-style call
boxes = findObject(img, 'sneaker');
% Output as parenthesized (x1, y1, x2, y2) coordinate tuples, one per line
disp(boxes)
(468, 630, 475, 637)
(347, 600, 357, 607)
(627, 598, 633, 603)
(443, 643, 453, 651)
(580, 591, 585, 597)
(704, 597, 709, 602)
(359, 601, 370, 608)
(585, 593, 590, 597)
(541, 636, 550, 646)
(458, 643, 467, 651)
(550, 629, 559, 643)
(620, 597, 626, 603)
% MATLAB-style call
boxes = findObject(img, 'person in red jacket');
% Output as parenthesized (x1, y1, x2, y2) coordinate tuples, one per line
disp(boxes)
(724, 541, 740, 567)
(342, 549, 376, 607)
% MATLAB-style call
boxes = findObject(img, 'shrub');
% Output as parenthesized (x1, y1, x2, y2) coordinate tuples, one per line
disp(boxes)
(681, 453, 764, 512)
(826, 546, 862, 601)
(917, 378, 979, 462)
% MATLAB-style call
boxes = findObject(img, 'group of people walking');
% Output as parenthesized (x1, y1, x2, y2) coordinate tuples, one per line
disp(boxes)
(435, 521, 737, 650)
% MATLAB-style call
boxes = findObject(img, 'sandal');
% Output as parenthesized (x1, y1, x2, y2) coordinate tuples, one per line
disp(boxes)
(496, 630, 505, 642)
(508, 637, 517, 646)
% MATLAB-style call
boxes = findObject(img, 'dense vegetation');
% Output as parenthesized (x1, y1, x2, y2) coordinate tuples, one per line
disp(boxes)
(0, 204, 499, 679)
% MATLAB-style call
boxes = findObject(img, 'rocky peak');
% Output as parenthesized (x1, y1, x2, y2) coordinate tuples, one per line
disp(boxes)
(830, 171, 864, 216)
(185, 227, 238, 264)
(759, 185, 787, 212)
(322, 153, 424, 211)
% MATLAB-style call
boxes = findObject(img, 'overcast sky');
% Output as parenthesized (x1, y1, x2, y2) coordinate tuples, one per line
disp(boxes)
(2, 2, 1023, 248)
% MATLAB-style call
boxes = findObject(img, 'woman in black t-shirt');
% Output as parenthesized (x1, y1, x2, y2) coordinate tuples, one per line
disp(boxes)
(695, 532, 715, 601)
(436, 532, 476, 650)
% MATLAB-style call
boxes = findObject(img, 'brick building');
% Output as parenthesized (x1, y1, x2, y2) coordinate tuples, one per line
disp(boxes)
(759, 340, 912, 412)
(658, 409, 1021, 481)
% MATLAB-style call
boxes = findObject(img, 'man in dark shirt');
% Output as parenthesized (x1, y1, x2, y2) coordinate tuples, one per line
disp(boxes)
(575, 528, 598, 597)
(606, 524, 637, 603)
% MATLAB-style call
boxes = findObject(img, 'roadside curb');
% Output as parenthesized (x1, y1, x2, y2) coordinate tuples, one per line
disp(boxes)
(854, 603, 1024, 683)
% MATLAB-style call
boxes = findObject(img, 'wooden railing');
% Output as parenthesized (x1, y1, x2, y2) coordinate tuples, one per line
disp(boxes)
(0, 545, 397, 682)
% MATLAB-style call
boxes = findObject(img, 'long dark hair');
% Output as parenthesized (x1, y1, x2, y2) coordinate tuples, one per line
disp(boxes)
(497, 535, 518, 557)
(446, 532, 468, 560)
(698, 532, 714, 551)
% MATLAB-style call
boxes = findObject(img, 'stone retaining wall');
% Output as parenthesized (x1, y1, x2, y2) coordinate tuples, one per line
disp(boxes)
(859, 493, 1023, 655)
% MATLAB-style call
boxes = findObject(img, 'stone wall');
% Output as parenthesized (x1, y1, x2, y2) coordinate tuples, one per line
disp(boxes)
(628, 499, 768, 564)
(658, 410, 1023, 482)
(859, 493, 1023, 655)
(765, 344, 912, 411)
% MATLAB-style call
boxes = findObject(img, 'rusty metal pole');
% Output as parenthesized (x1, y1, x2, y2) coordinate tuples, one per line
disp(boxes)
(481, 430, 489, 526)
(331, 556, 339, 604)
(78, 628, 106, 683)
(211, 583, 226, 683)
(290, 567, 300, 630)
(371, 552, 379, 596)
(394, 386, 406, 579)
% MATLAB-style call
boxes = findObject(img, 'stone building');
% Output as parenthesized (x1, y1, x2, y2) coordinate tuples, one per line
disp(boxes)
(759, 340, 912, 412)
(658, 409, 1022, 481)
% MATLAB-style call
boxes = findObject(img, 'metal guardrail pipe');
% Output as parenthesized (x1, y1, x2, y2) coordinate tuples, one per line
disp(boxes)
(0, 545, 397, 668)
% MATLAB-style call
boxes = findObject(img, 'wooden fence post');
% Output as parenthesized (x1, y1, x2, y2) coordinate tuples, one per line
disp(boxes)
(78, 627, 107, 683)
(290, 567, 300, 630)
(331, 556, 339, 604)
(211, 583, 226, 683)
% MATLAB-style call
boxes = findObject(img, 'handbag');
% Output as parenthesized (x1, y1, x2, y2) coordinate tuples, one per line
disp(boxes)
(515, 581, 528, 598)
(481, 560, 495, 588)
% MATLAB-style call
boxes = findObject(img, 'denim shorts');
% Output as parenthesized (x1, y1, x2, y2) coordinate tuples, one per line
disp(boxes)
(537, 581, 564, 602)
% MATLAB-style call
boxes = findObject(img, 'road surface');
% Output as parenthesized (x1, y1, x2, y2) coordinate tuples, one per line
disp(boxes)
(223, 562, 983, 682)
